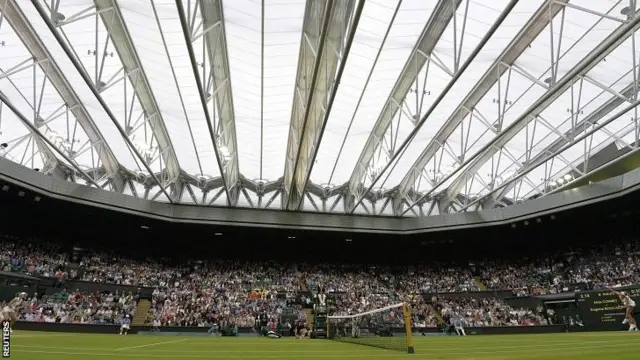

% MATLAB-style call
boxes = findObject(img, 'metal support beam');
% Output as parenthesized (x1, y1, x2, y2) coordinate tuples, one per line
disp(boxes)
(282, 0, 356, 210)
(0, 91, 100, 187)
(489, 83, 639, 205)
(347, 0, 518, 214)
(94, 0, 181, 185)
(32, 0, 173, 202)
(296, 0, 365, 211)
(175, 0, 236, 206)
(2, 0, 125, 191)
(0, 60, 64, 176)
(197, 0, 240, 206)
(467, 96, 640, 211)
(343, 0, 460, 213)
(394, 0, 564, 215)
(431, 9, 640, 214)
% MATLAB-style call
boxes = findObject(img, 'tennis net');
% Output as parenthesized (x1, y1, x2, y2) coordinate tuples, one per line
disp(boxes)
(327, 302, 415, 353)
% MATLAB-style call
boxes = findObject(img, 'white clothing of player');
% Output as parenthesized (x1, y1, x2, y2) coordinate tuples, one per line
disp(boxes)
(623, 295, 636, 308)
(1, 306, 13, 317)
(453, 315, 466, 336)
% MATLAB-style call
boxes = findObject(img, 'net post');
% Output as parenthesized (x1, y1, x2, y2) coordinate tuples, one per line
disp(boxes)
(403, 303, 415, 354)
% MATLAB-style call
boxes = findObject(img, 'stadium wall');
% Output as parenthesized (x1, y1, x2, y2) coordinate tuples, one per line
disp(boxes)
(14, 322, 567, 336)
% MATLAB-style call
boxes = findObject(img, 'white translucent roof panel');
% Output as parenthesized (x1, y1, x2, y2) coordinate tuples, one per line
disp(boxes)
(380, 0, 526, 190)
(16, 1, 141, 171)
(224, 0, 305, 181)
(222, 0, 261, 179)
(261, 2, 305, 181)
(311, 0, 436, 187)
(119, 0, 221, 178)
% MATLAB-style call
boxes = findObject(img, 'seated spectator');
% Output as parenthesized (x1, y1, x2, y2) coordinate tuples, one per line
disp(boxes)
(14, 290, 136, 325)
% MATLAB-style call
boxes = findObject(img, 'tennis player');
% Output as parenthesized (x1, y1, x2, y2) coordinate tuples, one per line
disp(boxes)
(452, 313, 467, 336)
(1, 292, 26, 333)
(611, 289, 637, 331)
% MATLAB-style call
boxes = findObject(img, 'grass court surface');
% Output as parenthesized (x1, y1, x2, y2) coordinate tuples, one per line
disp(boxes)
(7, 331, 639, 359)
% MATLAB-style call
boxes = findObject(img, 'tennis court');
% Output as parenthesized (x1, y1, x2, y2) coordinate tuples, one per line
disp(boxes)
(7, 331, 638, 359)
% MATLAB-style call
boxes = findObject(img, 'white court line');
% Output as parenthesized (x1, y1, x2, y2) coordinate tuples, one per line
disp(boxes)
(13, 341, 635, 358)
(114, 339, 189, 351)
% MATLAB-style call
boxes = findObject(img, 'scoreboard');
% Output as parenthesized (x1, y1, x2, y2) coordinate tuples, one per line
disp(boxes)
(575, 286, 640, 329)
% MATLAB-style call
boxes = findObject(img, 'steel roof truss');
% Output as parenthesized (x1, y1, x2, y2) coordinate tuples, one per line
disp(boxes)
(394, 0, 565, 215)
(2, 0, 125, 190)
(433, 8, 640, 215)
(282, 0, 356, 210)
(175, 0, 239, 206)
(345, 0, 461, 212)
(93, 0, 181, 185)
(32, 0, 176, 199)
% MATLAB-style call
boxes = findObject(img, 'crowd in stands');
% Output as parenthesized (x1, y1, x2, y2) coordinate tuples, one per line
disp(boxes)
(434, 297, 548, 327)
(1, 289, 136, 324)
(145, 261, 304, 329)
(0, 236, 638, 330)
(479, 240, 640, 296)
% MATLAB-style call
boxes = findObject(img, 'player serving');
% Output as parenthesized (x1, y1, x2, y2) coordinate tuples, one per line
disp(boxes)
(610, 289, 637, 331)
(1, 292, 27, 333)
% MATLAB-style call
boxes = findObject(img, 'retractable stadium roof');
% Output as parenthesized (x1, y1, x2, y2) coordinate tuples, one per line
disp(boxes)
(1, 0, 639, 217)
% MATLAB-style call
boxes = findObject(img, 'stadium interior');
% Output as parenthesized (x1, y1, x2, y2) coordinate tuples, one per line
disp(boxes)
(2, 0, 640, 359)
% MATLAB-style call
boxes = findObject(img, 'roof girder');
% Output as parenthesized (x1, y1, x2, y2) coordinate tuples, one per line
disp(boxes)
(294, 0, 365, 211)
(469, 90, 640, 210)
(347, 0, 521, 215)
(197, 0, 240, 206)
(2, 0, 125, 191)
(282, 0, 356, 210)
(393, 0, 564, 215)
(343, 0, 461, 211)
(94, 0, 181, 184)
(174, 0, 239, 206)
(488, 83, 640, 206)
(436, 8, 640, 213)
(0, 57, 64, 176)
(0, 88, 65, 178)
(31, 0, 174, 202)
(0, 91, 102, 187)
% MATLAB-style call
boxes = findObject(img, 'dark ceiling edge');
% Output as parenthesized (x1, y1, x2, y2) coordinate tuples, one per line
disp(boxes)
(1, 156, 639, 234)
